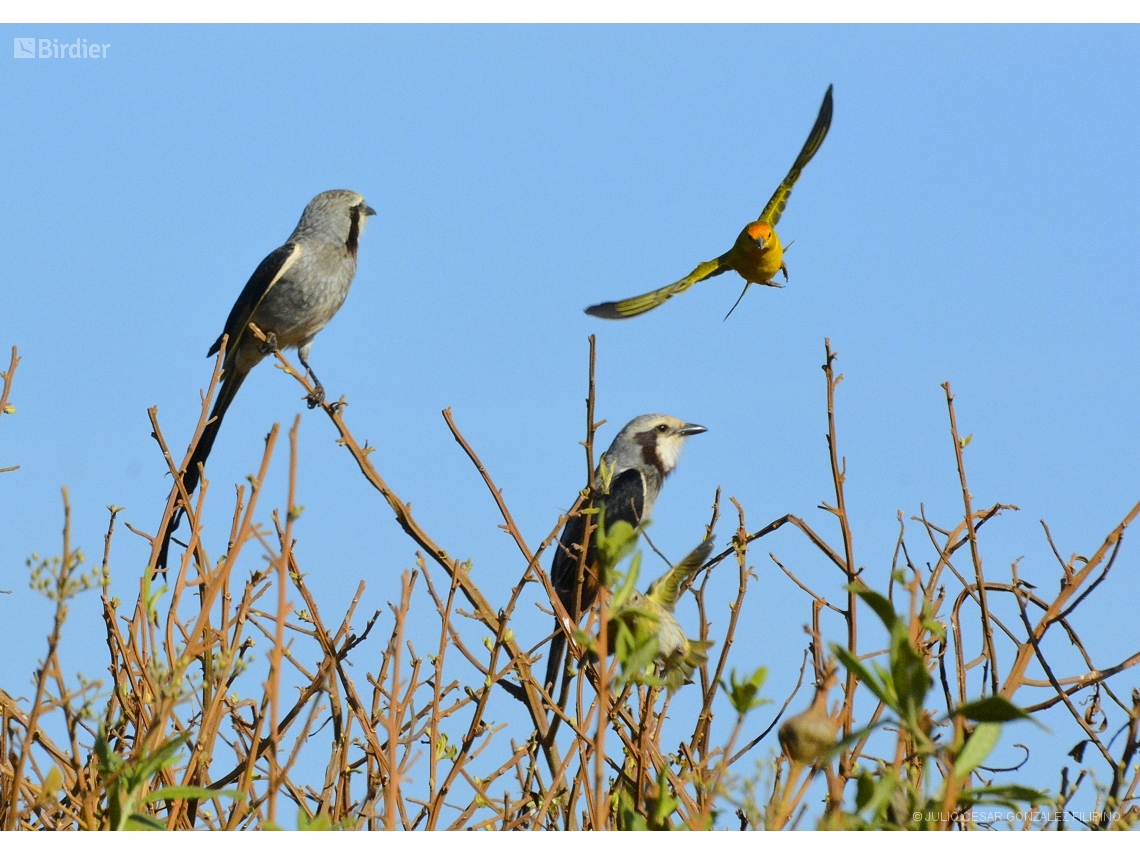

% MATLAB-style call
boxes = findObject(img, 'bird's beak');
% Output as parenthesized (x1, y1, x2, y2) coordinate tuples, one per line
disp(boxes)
(679, 423, 707, 436)
(752, 235, 767, 250)
(363, 205, 377, 217)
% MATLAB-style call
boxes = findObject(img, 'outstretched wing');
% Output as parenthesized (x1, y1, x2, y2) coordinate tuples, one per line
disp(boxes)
(646, 538, 714, 613)
(585, 257, 729, 320)
(208, 242, 303, 357)
(758, 85, 833, 228)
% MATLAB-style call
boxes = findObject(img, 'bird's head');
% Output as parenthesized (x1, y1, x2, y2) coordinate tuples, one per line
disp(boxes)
(606, 414, 707, 479)
(293, 189, 377, 255)
(744, 220, 775, 251)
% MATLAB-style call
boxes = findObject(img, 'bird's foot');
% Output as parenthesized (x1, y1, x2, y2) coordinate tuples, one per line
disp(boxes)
(327, 396, 347, 414)
(305, 382, 326, 409)
(259, 332, 280, 355)
(780, 262, 789, 282)
(762, 278, 786, 289)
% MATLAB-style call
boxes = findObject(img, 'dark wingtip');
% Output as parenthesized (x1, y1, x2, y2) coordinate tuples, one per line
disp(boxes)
(584, 302, 626, 320)
(155, 510, 183, 572)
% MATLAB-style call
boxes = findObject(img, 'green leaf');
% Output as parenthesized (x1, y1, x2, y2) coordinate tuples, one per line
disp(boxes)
(298, 810, 333, 831)
(860, 769, 900, 819)
(952, 722, 1001, 779)
(827, 722, 882, 761)
(123, 813, 166, 831)
(649, 768, 679, 828)
(920, 600, 947, 644)
(610, 552, 641, 609)
(619, 809, 648, 831)
(720, 667, 769, 716)
(952, 696, 1034, 724)
(622, 634, 660, 679)
(132, 734, 189, 784)
(831, 643, 894, 711)
(141, 785, 246, 804)
(851, 585, 900, 633)
(854, 770, 876, 812)
(958, 784, 1051, 811)
(595, 514, 640, 571)
(889, 626, 931, 722)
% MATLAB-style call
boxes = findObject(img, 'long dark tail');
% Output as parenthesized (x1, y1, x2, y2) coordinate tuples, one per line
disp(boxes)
(155, 367, 249, 570)
(544, 619, 567, 693)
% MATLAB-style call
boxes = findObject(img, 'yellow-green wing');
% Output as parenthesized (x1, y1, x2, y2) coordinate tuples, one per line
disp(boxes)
(758, 84, 833, 228)
(585, 258, 727, 319)
(646, 538, 714, 613)
(662, 638, 714, 693)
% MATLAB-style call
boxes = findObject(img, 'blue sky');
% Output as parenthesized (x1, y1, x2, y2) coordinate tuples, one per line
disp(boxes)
(2, 25, 1139, 819)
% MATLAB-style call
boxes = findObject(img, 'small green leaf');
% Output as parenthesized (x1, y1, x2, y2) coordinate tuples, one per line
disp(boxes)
(298, 810, 332, 831)
(958, 784, 1050, 811)
(854, 769, 876, 812)
(649, 768, 679, 828)
(851, 585, 900, 633)
(890, 626, 931, 722)
(952, 722, 1001, 779)
(861, 769, 900, 819)
(133, 734, 188, 782)
(831, 643, 894, 710)
(609, 551, 642, 609)
(141, 785, 246, 804)
(595, 514, 639, 571)
(720, 667, 769, 716)
(952, 696, 1034, 724)
(123, 813, 166, 831)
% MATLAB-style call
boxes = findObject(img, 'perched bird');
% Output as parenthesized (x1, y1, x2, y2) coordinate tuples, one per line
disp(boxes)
(585, 85, 833, 320)
(544, 414, 707, 691)
(609, 537, 716, 693)
(778, 672, 839, 766)
(156, 190, 376, 570)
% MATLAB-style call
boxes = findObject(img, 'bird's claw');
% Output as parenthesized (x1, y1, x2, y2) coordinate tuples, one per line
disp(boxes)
(259, 332, 279, 355)
(305, 383, 325, 409)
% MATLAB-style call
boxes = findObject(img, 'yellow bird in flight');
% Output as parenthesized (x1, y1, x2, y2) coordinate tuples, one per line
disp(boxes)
(585, 85, 833, 320)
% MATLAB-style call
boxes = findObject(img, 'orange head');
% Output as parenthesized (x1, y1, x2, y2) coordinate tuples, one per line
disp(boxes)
(744, 220, 775, 249)
(729, 220, 784, 285)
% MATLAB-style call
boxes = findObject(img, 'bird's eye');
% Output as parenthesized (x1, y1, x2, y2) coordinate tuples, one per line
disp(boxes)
(656, 424, 669, 433)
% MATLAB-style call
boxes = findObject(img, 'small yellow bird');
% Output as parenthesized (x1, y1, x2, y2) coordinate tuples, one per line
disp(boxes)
(608, 537, 715, 693)
(586, 85, 833, 321)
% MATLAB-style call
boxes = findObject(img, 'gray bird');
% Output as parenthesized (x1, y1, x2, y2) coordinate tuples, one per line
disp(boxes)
(156, 189, 376, 570)
(544, 414, 707, 692)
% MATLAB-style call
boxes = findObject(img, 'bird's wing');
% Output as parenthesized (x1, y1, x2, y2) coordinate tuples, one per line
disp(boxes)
(208, 242, 304, 357)
(584, 257, 728, 320)
(602, 467, 648, 529)
(550, 510, 590, 594)
(647, 538, 714, 612)
(757, 85, 833, 228)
